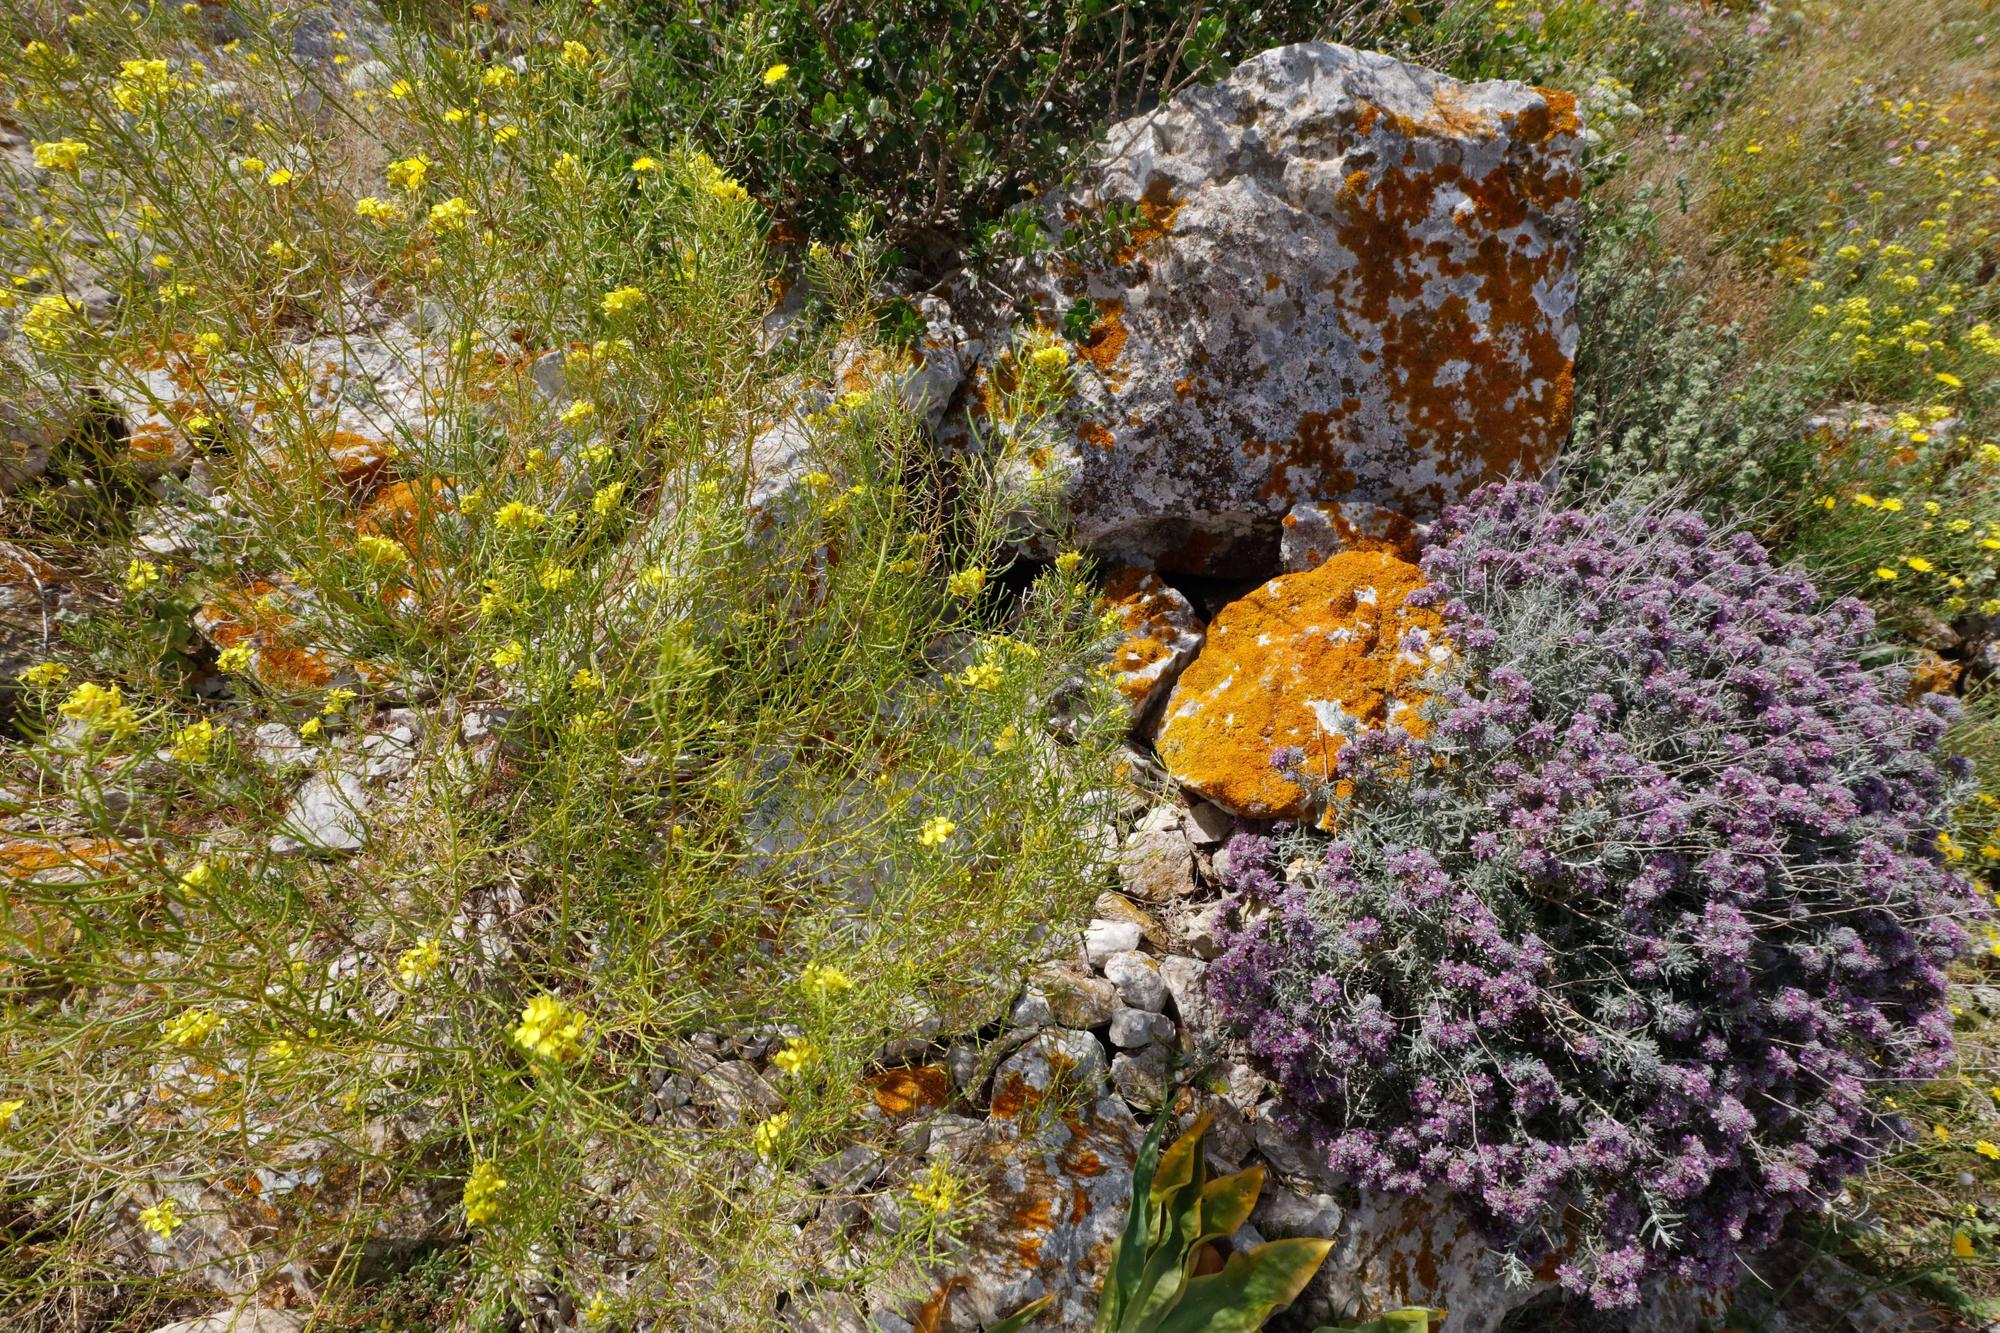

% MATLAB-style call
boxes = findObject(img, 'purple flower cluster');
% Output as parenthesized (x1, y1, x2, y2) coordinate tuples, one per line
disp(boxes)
(1208, 483, 1989, 1308)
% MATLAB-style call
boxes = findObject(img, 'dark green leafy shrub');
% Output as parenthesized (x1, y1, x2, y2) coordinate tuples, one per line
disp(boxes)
(617, 0, 1443, 267)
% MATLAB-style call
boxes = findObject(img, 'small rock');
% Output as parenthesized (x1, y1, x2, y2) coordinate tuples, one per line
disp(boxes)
(1092, 891, 1166, 948)
(1174, 901, 1229, 961)
(699, 1060, 779, 1121)
(1108, 1007, 1175, 1050)
(362, 724, 418, 781)
(1119, 822, 1196, 901)
(1025, 962, 1119, 1029)
(1101, 951, 1168, 1012)
(1252, 1185, 1343, 1242)
(1111, 1045, 1169, 1110)
(995, 1028, 1108, 1100)
(1009, 989, 1056, 1028)
(251, 722, 310, 771)
(269, 770, 369, 857)
(1183, 800, 1235, 847)
(149, 1311, 307, 1333)
(1158, 956, 1214, 1038)
(1084, 918, 1143, 964)
(1097, 568, 1205, 720)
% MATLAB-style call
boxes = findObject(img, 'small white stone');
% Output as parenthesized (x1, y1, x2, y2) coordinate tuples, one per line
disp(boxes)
(1084, 918, 1143, 964)
(1101, 951, 1169, 1012)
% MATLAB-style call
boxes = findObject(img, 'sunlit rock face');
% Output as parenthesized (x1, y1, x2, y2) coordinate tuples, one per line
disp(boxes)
(1009, 41, 1583, 575)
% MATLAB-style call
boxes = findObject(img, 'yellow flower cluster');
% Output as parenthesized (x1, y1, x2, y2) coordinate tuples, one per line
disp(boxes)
(799, 963, 853, 999)
(462, 1160, 508, 1226)
(168, 719, 218, 765)
(511, 993, 587, 1062)
(160, 1006, 223, 1048)
(59, 681, 139, 739)
(396, 936, 445, 984)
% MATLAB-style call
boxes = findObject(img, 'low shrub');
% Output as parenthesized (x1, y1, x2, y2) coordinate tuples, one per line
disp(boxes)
(1209, 482, 1991, 1307)
(614, 0, 1449, 266)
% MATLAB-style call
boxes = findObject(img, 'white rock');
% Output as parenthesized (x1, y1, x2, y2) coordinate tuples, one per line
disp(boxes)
(1083, 918, 1143, 964)
(268, 770, 369, 857)
(1183, 799, 1234, 846)
(1107, 1006, 1175, 1050)
(1100, 951, 1168, 1012)
(1158, 955, 1214, 1038)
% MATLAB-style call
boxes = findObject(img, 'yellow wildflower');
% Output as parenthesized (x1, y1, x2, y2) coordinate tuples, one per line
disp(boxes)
(216, 644, 253, 674)
(123, 559, 160, 593)
(298, 717, 324, 741)
(1054, 551, 1084, 575)
(265, 168, 294, 187)
(178, 860, 213, 892)
(918, 815, 956, 847)
(601, 285, 647, 317)
(511, 993, 587, 1062)
(59, 682, 138, 739)
(395, 936, 444, 984)
(559, 399, 596, 427)
(21, 293, 83, 350)
(168, 719, 218, 765)
(355, 534, 407, 567)
(493, 501, 546, 530)
(138, 1199, 182, 1237)
(491, 640, 525, 669)
(354, 195, 404, 223)
(32, 139, 88, 172)
(17, 661, 68, 688)
(993, 724, 1019, 753)
(0, 1099, 22, 1129)
(1977, 1140, 2000, 1160)
(1030, 343, 1071, 374)
(947, 567, 986, 599)
(1906, 556, 1934, 573)
(462, 1160, 507, 1226)
(956, 659, 1004, 690)
(560, 39, 591, 68)
(763, 63, 791, 86)
(538, 562, 576, 593)
(1874, 567, 1899, 581)
(800, 963, 853, 999)
(630, 156, 662, 173)
(752, 1111, 790, 1160)
(161, 1006, 223, 1048)
(591, 481, 625, 515)
(1957, 1230, 1976, 1259)
(910, 1159, 964, 1215)
(386, 154, 430, 193)
(771, 1037, 819, 1075)
(428, 196, 474, 230)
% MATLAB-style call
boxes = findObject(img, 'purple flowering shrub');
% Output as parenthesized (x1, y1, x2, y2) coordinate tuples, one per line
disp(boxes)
(1208, 482, 1991, 1308)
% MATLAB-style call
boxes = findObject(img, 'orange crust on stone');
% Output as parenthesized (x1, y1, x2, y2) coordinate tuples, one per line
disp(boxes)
(1156, 549, 1439, 819)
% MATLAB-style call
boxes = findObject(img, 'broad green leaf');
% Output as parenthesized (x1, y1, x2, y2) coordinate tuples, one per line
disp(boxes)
(1096, 1108, 1174, 1333)
(987, 1294, 1053, 1333)
(1312, 1308, 1446, 1333)
(1151, 1238, 1337, 1333)
(1196, 1167, 1265, 1244)
(1149, 1110, 1214, 1205)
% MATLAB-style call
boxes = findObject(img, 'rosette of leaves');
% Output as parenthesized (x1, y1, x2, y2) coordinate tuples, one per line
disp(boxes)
(1210, 482, 1993, 1310)
(994, 1110, 1331, 1332)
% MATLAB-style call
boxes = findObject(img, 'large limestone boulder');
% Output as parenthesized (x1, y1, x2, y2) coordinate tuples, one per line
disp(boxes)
(1155, 549, 1444, 819)
(1007, 42, 1582, 574)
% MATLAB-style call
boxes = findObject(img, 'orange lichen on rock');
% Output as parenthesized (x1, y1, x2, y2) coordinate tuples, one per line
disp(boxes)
(865, 1064, 952, 1118)
(1156, 549, 1442, 819)
(1096, 566, 1204, 714)
(195, 580, 380, 692)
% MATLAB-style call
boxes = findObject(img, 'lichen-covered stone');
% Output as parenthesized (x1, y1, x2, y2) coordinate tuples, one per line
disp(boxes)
(915, 1031, 1137, 1332)
(1156, 549, 1444, 818)
(1280, 499, 1424, 572)
(1006, 42, 1581, 573)
(1097, 566, 1204, 718)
